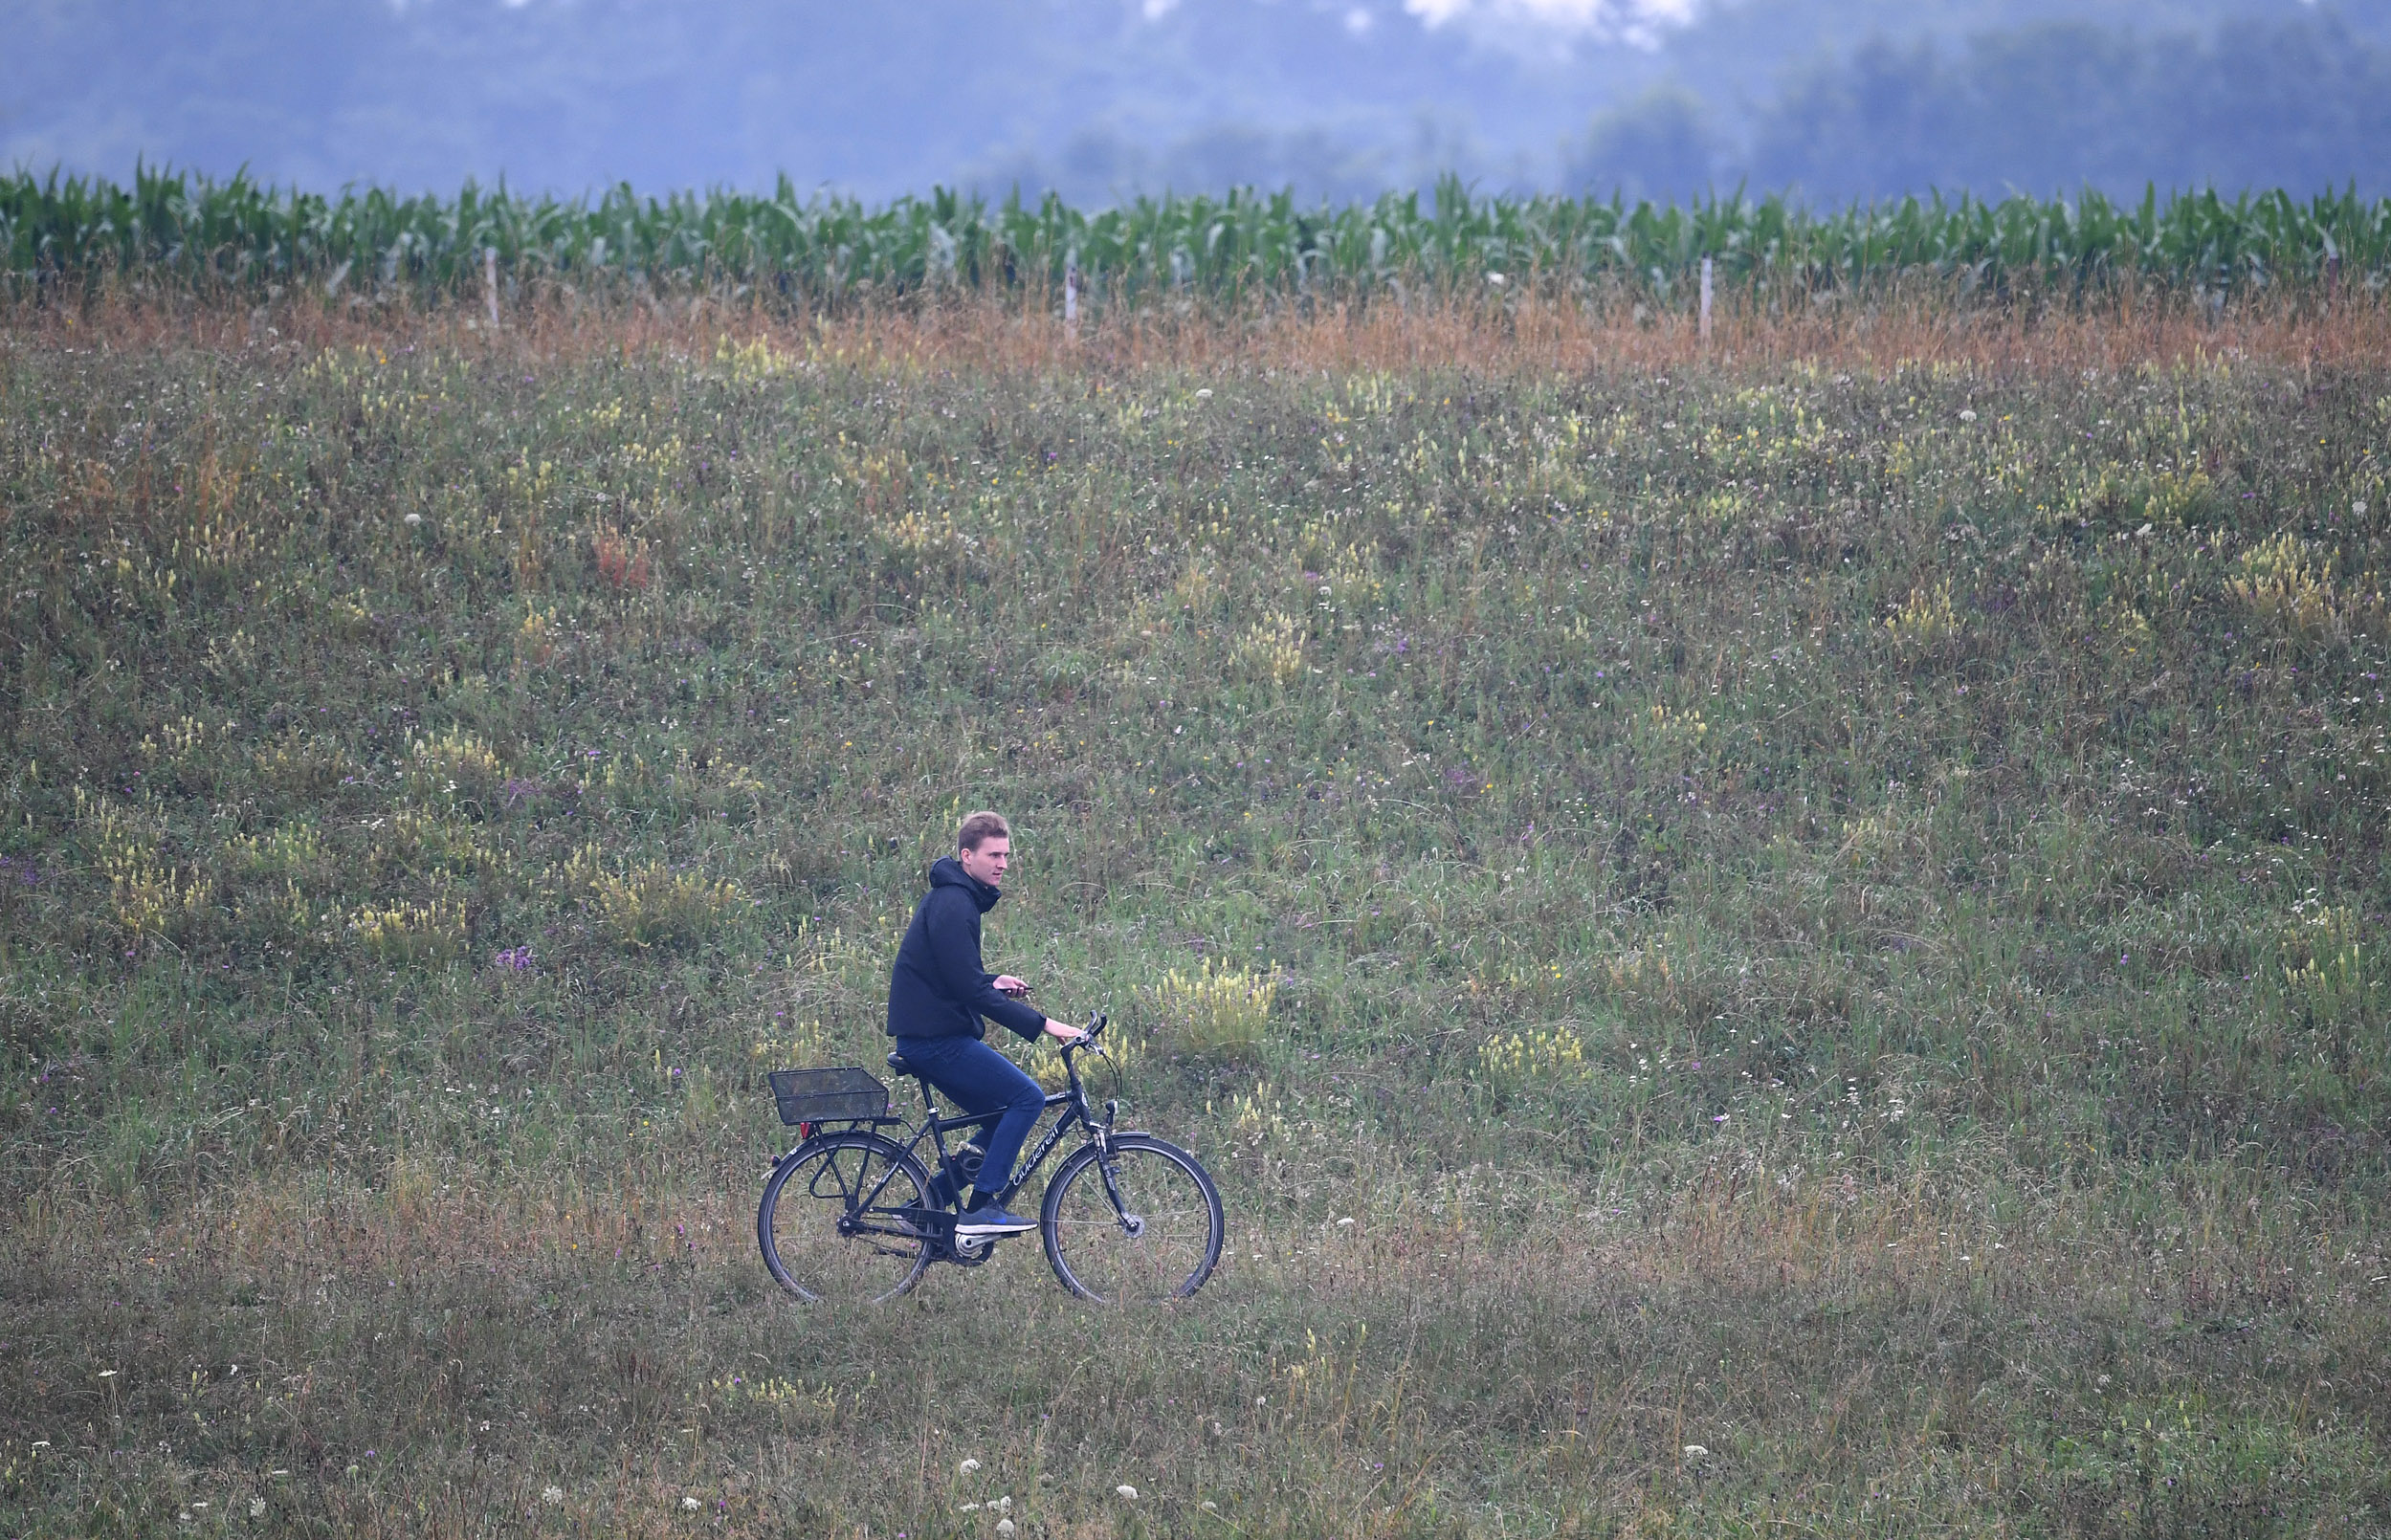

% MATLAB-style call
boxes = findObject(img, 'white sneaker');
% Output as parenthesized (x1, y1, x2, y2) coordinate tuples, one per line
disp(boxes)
(955, 1201, 1036, 1236)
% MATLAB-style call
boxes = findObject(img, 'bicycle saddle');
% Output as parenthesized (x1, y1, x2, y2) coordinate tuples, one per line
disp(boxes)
(886, 1051, 913, 1075)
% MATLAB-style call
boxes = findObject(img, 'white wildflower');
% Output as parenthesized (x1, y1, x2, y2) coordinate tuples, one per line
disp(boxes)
(960, 1503, 981, 1513)
(404, 513, 424, 526)
(994, 1496, 1011, 1513)
(1117, 1485, 1139, 1501)
(251, 1498, 267, 1517)
(1682, 1444, 1708, 1458)
(542, 1485, 565, 1506)
(1195, 388, 1213, 400)
(1203, 1500, 1219, 1511)
(2356, 500, 2371, 517)
(1958, 409, 1977, 423)
(682, 1496, 700, 1510)
(959, 1458, 982, 1474)
(995, 1520, 1016, 1538)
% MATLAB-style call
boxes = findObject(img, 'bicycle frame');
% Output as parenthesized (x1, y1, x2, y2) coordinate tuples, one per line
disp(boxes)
(803, 1023, 1121, 1245)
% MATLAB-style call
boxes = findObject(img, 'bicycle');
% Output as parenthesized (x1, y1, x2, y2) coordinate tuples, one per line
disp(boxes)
(756, 1015, 1224, 1304)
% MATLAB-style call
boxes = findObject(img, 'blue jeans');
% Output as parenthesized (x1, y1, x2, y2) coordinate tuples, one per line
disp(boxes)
(892, 1035, 1047, 1206)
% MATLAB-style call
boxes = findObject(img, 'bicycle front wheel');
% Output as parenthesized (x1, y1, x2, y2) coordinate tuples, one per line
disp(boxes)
(758, 1132, 934, 1304)
(1041, 1133, 1224, 1302)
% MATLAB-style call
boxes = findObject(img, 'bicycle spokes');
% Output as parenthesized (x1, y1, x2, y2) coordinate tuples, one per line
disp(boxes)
(758, 1133, 934, 1304)
(1041, 1135, 1224, 1304)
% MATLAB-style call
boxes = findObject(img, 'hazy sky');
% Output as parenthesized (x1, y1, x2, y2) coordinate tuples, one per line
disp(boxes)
(2, 0, 2380, 201)
(1403, 0, 1699, 45)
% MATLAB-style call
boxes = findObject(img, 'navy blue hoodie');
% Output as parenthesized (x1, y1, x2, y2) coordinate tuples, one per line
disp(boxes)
(884, 856, 1048, 1042)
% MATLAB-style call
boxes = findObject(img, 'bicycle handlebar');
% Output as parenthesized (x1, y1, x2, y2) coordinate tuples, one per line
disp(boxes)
(1059, 1013, 1108, 1056)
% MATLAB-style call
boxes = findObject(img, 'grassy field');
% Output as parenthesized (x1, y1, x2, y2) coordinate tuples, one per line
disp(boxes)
(2, 295, 2388, 1537)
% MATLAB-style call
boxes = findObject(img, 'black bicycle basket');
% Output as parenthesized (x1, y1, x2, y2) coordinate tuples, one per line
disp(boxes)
(766, 1067, 890, 1127)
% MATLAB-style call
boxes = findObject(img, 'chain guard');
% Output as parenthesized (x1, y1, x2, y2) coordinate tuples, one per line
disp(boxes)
(897, 1204, 1002, 1267)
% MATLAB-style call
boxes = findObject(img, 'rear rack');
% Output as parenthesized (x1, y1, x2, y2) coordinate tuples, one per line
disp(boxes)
(766, 1067, 893, 1128)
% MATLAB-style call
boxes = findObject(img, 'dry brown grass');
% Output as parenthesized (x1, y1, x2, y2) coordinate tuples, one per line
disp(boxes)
(12, 285, 2391, 381)
(7, 1146, 2379, 1539)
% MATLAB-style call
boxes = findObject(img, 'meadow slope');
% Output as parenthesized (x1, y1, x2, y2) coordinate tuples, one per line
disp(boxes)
(1, 302, 2387, 1537)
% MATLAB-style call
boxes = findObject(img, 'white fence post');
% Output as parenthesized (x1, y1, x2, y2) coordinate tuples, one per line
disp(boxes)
(1065, 250, 1080, 337)
(484, 247, 499, 329)
(1699, 255, 1714, 343)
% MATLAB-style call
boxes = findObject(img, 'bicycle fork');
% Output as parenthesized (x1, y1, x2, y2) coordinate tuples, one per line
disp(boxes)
(1089, 1099, 1145, 1239)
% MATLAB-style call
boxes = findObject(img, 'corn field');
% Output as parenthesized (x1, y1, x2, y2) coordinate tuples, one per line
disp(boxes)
(5, 166, 2388, 311)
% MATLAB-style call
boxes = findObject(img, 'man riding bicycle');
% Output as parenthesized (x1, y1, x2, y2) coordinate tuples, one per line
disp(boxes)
(754, 807, 1224, 1303)
(885, 810, 1085, 1239)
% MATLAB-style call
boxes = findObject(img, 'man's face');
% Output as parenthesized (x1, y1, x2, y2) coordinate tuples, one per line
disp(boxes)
(958, 836, 1010, 887)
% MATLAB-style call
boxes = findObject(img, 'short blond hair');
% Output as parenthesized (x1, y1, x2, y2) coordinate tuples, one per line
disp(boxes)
(958, 810, 1011, 851)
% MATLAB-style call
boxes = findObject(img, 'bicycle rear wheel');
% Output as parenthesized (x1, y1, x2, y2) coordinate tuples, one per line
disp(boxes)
(758, 1132, 934, 1303)
(1040, 1134, 1224, 1302)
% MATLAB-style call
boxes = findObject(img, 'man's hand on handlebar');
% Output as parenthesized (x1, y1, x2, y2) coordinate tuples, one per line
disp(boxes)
(1003, 974, 1084, 1041)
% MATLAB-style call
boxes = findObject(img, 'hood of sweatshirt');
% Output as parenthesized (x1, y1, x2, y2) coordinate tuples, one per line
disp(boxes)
(927, 855, 1002, 913)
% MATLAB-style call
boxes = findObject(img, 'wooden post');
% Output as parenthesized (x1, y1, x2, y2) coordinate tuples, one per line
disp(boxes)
(1064, 250, 1080, 337)
(1699, 255, 1714, 343)
(484, 247, 499, 328)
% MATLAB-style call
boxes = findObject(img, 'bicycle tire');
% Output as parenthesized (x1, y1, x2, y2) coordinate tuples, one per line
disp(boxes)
(757, 1131, 935, 1303)
(1040, 1133, 1224, 1303)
